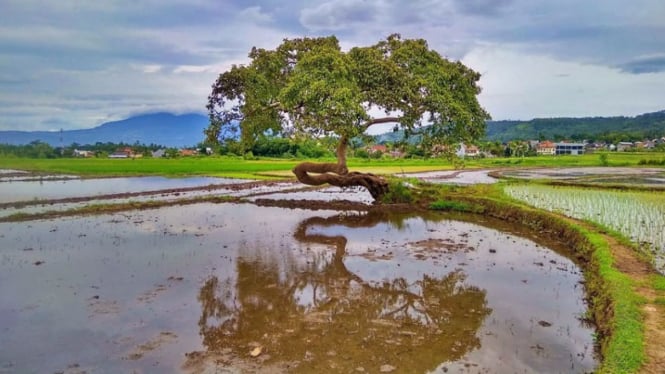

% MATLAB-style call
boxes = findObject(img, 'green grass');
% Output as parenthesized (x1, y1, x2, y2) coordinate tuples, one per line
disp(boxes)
(429, 199, 482, 213)
(581, 228, 646, 373)
(0, 156, 298, 179)
(653, 274, 665, 291)
(2, 152, 662, 180)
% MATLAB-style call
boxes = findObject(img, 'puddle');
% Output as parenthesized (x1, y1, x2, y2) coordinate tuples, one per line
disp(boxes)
(0, 203, 596, 373)
(249, 185, 374, 204)
(0, 176, 253, 204)
(399, 170, 498, 185)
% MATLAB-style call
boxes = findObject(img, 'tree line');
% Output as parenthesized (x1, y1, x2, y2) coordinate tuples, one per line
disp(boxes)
(0, 141, 164, 158)
(485, 111, 665, 142)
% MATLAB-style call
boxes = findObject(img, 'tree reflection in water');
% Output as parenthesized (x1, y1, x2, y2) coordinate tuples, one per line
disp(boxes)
(192, 211, 491, 372)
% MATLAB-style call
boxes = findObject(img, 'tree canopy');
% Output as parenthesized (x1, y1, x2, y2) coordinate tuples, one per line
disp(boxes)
(206, 34, 489, 200)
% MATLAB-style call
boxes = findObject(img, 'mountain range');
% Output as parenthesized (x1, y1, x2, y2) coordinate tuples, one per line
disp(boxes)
(375, 110, 665, 144)
(2, 109, 664, 148)
(0, 112, 209, 148)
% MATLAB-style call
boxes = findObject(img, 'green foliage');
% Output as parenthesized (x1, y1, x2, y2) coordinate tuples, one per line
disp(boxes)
(380, 179, 413, 204)
(164, 148, 180, 158)
(370, 150, 383, 159)
(653, 275, 665, 291)
(637, 157, 665, 165)
(0, 141, 58, 158)
(599, 153, 609, 166)
(206, 34, 489, 154)
(485, 110, 665, 142)
(0, 141, 170, 159)
(429, 200, 483, 213)
(354, 149, 369, 158)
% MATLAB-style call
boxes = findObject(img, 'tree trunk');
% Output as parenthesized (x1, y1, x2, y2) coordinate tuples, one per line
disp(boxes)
(292, 136, 389, 201)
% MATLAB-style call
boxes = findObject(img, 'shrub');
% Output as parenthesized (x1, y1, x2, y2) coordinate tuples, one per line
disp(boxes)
(381, 180, 413, 204)
(430, 200, 474, 212)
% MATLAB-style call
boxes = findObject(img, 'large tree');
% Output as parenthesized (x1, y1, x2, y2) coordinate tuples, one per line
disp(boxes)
(206, 34, 489, 201)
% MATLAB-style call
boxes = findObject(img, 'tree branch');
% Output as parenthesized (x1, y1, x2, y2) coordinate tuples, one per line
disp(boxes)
(362, 116, 401, 131)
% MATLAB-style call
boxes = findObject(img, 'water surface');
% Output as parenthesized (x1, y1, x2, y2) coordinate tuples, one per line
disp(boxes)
(0, 176, 247, 203)
(0, 203, 596, 373)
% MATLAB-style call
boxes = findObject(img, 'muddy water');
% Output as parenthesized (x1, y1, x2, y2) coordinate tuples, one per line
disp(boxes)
(0, 204, 596, 373)
(0, 176, 245, 203)
(398, 170, 499, 185)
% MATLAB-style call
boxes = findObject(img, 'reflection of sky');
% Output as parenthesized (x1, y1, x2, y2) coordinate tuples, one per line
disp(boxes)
(0, 204, 594, 373)
(401, 170, 499, 185)
(0, 176, 243, 203)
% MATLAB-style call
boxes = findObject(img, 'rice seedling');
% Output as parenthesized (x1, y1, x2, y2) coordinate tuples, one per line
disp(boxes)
(504, 184, 665, 272)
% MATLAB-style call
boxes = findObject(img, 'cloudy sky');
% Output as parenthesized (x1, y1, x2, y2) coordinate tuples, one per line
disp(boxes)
(1, 0, 664, 132)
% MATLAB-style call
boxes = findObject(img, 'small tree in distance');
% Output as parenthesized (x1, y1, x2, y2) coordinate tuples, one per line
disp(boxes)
(206, 34, 489, 201)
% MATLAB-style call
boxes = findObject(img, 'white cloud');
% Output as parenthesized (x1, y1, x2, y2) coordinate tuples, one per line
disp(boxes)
(463, 46, 665, 120)
(238, 6, 273, 24)
(1, 0, 665, 131)
(300, 0, 379, 31)
(173, 65, 217, 74)
(140, 64, 163, 73)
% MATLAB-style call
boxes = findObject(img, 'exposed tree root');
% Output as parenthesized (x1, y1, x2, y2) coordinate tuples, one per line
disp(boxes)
(291, 136, 389, 201)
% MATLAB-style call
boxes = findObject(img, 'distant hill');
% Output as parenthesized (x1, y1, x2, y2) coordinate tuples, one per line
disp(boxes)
(374, 110, 665, 144)
(485, 110, 665, 142)
(0, 112, 209, 147)
(4, 109, 664, 148)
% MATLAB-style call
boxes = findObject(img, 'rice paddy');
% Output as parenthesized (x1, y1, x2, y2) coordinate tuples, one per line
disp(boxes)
(504, 184, 665, 272)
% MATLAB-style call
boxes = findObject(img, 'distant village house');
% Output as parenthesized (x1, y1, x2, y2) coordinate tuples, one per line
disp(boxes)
(616, 142, 634, 152)
(555, 142, 585, 155)
(108, 147, 142, 158)
(179, 149, 198, 157)
(73, 149, 94, 158)
(536, 141, 556, 155)
(368, 144, 388, 154)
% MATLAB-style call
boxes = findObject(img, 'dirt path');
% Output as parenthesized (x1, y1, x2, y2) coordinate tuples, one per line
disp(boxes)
(599, 233, 665, 373)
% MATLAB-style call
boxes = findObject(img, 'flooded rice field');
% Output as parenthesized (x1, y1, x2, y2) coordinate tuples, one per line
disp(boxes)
(399, 170, 499, 185)
(498, 167, 665, 188)
(0, 201, 596, 373)
(0, 171, 376, 219)
(505, 184, 665, 273)
(0, 175, 248, 204)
